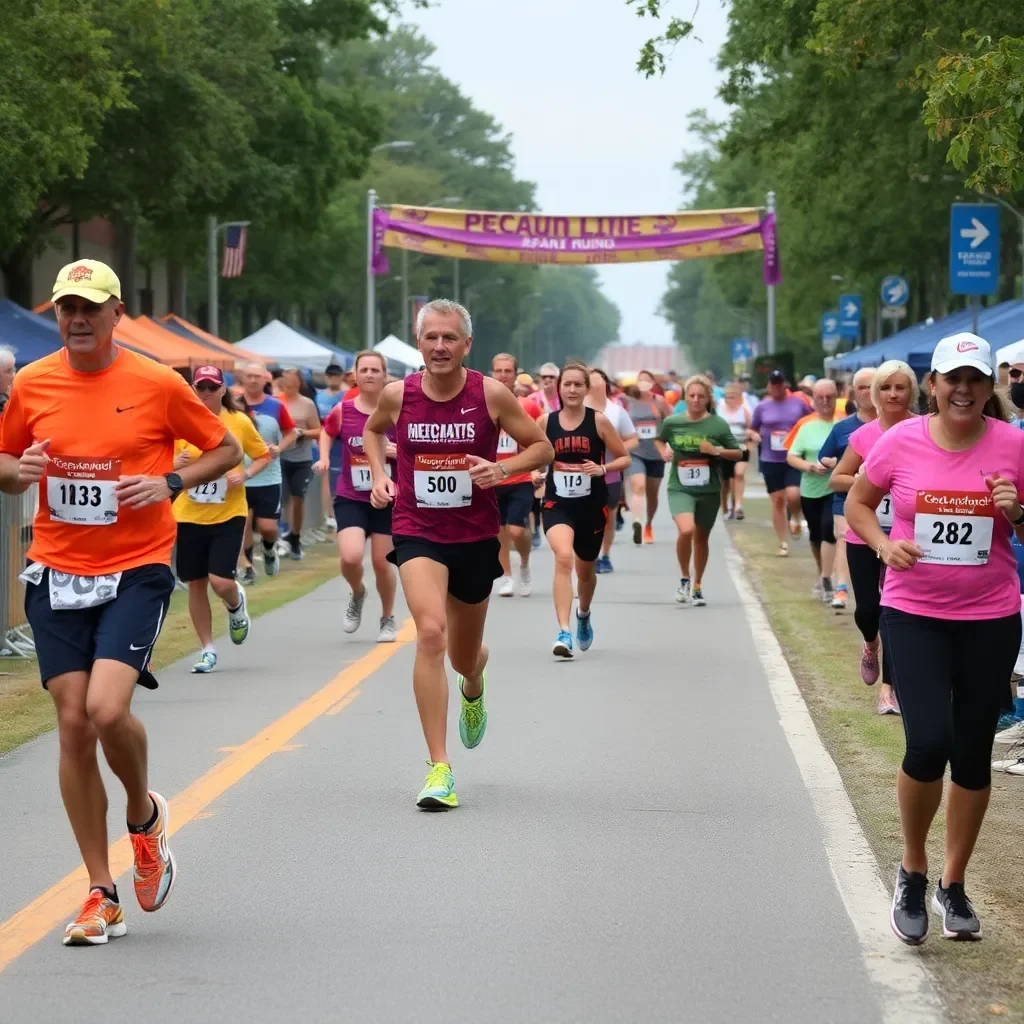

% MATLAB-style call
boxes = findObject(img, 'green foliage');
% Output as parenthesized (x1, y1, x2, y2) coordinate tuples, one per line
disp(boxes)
(627, 0, 697, 78)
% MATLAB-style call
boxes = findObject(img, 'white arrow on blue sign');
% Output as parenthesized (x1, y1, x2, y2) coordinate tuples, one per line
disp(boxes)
(880, 275, 909, 307)
(838, 294, 861, 339)
(949, 203, 1000, 296)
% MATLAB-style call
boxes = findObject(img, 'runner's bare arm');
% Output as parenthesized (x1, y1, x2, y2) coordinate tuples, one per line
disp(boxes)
(653, 439, 673, 463)
(116, 431, 241, 508)
(593, 411, 631, 475)
(699, 437, 743, 461)
(314, 428, 333, 473)
(364, 381, 402, 507)
(846, 475, 921, 569)
(486, 379, 554, 476)
(828, 446, 863, 494)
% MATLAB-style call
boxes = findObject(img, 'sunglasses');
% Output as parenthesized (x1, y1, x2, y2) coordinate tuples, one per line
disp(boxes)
(195, 381, 222, 392)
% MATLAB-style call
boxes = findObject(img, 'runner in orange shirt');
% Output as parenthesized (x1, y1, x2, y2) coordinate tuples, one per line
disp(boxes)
(0, 260, 239, 947)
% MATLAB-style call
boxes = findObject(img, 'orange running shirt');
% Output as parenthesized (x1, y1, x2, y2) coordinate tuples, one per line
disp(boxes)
(0, 348, 227, 575)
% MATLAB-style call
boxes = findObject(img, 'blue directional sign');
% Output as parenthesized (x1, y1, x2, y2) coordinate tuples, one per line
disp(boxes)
(731, 338, 757, 363)
(838, 294, 861, 339)
(949, 203, 999, 296)
(821, 312, 840, 353)
(880, 275, 909, 307)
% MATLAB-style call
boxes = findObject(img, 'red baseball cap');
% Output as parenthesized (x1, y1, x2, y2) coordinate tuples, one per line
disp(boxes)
(193, 365, 225, 386)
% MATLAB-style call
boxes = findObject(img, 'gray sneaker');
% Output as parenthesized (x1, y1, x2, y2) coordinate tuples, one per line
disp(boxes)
(263, 549, 279, 577)
(675, 579, 691, 604)
(377, 615, 397, 643)
(344, 588, 367, 634)
(932, 881, 982, 940)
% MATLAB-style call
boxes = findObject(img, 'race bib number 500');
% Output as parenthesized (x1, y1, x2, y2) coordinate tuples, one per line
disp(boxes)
(414, 454, 472, 508)
(46, 455, 121, 526)
(913, 490, 994, 565)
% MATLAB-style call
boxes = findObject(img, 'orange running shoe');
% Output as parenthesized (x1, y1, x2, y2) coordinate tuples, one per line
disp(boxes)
(642, 525, 654, 544)
(63, 888, 126, 946)
(130, 791, 176, 912)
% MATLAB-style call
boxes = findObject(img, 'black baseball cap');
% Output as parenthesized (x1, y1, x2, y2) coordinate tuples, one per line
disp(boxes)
(324, 363, 344, 375)
(768, 369, 786, 384)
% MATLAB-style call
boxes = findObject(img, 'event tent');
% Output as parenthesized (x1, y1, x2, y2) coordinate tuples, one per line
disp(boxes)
(0, 298, 70, 364)
(116, 315, 233, 369)
(238, 320, 337, 371)
(288, 324, 355, 370)
(159, 314, 268, 365)
(375, 334, 423, 373)
(826, 299, 1024, 376)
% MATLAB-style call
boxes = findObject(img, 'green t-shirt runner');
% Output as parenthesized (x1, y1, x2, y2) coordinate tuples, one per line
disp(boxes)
(787, 418, 835, 498)
(658, 412, 741, 495)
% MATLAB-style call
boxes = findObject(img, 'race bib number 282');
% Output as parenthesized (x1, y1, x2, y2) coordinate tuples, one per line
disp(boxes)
(913, 490, 994, 566)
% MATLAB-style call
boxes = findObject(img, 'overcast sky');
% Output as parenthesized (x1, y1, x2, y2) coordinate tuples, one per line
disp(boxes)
(406, 0, 732, 347)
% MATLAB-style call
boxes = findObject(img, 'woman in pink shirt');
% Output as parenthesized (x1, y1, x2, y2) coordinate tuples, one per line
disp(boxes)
(828, 360, 918, 715)
(846, 333, 1024, 946)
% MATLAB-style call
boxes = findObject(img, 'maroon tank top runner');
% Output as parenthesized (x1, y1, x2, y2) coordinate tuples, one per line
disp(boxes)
(393, 369, 499, 542)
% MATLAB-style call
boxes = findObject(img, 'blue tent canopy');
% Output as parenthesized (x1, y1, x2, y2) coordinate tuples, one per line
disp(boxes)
(288, 324, 354, 370)
(827, 300, 1024, 376)
(0, 298, 65, 365)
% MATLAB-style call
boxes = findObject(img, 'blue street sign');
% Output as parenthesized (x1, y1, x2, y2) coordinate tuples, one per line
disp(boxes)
(731, 338, 756, 363)
(880, 275, 909, 307)
(949, 203, 999, 296)
(838, 294, 861, 339)
(821, 312, 839, 340)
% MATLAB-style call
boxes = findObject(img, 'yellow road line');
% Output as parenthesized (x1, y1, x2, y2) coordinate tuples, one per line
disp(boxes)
(0, 619, 415, 972)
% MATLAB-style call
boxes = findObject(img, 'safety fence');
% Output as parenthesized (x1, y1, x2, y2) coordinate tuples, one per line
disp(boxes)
(1, 486, 37, 658)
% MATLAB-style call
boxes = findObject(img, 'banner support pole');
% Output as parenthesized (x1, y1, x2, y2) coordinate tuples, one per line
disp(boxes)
(766, 191, 776, 356)
(366, 189, 377, 349)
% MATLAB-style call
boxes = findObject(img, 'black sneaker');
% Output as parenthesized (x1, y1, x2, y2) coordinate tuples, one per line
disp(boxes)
(239, 567, 256, 587)
(890, 866, 929, 945)
(632, 521, 642, 545)
(263, 549, 279, 577)
(932, 880, 982, 940)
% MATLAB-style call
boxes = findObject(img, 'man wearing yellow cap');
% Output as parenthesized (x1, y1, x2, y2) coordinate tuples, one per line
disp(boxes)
(0, 260, 240, 947)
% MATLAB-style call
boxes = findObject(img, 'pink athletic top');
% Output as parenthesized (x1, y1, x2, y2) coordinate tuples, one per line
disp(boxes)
(846, 418, 894, 546)
(864, 415, 1024, 620)
(392, 369, 499, 542)
(323, 401, 395, 502)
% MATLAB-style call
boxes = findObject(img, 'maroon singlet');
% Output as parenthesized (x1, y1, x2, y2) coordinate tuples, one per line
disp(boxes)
(392, 369, 499, 542)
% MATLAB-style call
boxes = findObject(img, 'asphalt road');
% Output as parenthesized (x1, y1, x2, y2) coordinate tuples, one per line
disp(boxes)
(0, 510, 937, 1023)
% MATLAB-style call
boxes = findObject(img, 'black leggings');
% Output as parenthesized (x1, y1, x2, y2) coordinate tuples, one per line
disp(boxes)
(800, 495, 835, 547)
(881, 607, 1020, 790)
(846, 541, 890, 684)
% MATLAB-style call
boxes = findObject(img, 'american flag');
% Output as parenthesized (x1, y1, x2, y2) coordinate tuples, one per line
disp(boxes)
(221, 225, 247, 278)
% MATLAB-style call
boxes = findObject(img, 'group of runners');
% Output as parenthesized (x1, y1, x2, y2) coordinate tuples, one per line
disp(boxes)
(3, 258, 1020, 956)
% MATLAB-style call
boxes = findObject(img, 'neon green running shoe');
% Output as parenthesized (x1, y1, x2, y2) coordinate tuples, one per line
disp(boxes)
(458, 670, 488, 749)
(417, 761, 458, 810)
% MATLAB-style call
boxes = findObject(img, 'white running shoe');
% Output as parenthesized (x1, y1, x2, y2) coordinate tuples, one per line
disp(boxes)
(377, 615, 397, 643)
(994, 719, 1024, 744)
(343, 588, 366, 634)
(498, 575, 515, 597)
(191, 650, 217, 674)
(519, 563, 533, 597)
(326, 516, 337, 531)
(675, 580, 691, 604)
(227, 585, 250, 645)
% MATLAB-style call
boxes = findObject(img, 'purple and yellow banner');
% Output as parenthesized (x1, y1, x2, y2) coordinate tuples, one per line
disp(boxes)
(374, 206, 781, 285)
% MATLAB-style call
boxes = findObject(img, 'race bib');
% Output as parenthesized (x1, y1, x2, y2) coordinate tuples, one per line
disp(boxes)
(553, 461, 592, 498)
(189, 478, 226, 504)
(677, 460, 711, 487)
(877, 492, 894, 532)
(349, 454, 391, 491)
(414, 454, 472, 508)
(636, 421, 657, 441)
(45, 455, 121, 526)
(913, 490, 994, 565)
(496, 431, 518, 459)
(770, 430, 787, 452)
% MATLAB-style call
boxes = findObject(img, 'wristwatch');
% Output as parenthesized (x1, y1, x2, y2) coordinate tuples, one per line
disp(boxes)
(499, 461, 510, 480)
(164, 472, 183, 498)
(1012, 506, 1024, 527)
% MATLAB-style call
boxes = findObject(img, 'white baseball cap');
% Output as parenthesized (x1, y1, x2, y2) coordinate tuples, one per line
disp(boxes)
(931, 332, 993, 376)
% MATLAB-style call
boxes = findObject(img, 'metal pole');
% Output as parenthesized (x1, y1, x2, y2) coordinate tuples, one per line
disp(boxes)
(453, 258, 460, 303)
(207, 215, 218, 338)
(972, 296, 980, 335)
(766, 191, 776, 355)
(366, 189, 377, 349)
(401, 248, 409, 342)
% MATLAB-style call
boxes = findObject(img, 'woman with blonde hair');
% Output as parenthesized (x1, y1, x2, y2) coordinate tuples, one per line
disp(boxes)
(830, 361, 917, 715)
(655, 375, 742, 606)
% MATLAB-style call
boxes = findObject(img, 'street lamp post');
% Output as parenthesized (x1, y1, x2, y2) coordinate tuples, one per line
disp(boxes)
(206, 216, 251, 339)
(766, 191, 777, 355)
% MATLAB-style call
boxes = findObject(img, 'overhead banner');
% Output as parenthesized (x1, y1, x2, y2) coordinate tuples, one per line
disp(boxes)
(373, 206, 781, 285)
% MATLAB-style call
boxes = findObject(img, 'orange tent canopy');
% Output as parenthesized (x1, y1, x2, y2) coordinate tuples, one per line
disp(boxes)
(115, 316, 233, 369)
(159, 314, 267, 365)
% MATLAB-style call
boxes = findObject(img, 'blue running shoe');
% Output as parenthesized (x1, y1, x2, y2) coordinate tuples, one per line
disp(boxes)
(552, 630, 573, 659)
(576, 611, 593, 651)
(595, 555, 613, 574)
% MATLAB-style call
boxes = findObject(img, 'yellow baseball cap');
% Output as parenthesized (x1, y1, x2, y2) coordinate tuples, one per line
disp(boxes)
(52, 259, 122, 304)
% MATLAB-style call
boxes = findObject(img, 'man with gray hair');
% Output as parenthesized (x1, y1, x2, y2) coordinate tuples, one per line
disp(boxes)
(0, 347, 15, 416)
(533, 362, 561, 414)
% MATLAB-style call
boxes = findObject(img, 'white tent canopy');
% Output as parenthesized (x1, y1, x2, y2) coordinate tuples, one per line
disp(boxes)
(375, 334, 423, 371)
(239, 320, 337, 371)
(996, 339, 1024, 366)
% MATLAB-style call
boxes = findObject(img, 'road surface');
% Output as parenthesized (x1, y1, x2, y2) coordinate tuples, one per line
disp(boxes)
(0, 513, 941, 1022)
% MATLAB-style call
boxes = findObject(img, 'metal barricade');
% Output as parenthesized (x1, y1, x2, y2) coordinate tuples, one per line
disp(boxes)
(1, 485, 37, 658)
